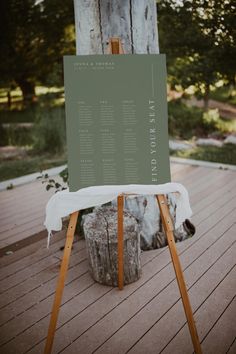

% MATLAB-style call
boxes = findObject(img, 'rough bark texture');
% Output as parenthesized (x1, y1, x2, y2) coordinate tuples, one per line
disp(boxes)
(112, 194, 195, 250)
(74, 1, 103, 54)
(73, 0, 159, 54)
(99, 0, 132, 53)
(83, 206, 141, 286)
(131, 0, 159, 53)
(17, 79, 35, 102)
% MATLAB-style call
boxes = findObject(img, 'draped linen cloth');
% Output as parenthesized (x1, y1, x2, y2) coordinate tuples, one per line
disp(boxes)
(44, 183, 192, 247)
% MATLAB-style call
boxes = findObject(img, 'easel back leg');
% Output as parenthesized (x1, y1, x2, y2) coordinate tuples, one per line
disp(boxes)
(156, 195, 202, 354)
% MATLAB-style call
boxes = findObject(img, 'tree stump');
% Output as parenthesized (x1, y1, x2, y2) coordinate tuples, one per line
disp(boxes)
(83, 206, 141, 287)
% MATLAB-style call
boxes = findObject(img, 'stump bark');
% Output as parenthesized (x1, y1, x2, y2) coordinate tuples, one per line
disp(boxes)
(83, 206, 141, 286)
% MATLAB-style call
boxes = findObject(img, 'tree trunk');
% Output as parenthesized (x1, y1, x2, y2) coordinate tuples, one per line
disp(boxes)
(7, 90, 11, 109)
(203, 83, 210, 111)
(73, 0, 159, 55)
(18, 78, 36, 103)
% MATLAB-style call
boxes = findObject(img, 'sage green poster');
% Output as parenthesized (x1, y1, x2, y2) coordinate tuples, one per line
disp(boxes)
(64, 54, 170, 191)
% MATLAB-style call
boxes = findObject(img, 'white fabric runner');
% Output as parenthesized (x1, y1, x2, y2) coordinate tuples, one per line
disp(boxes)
(44, 183, 192, 247)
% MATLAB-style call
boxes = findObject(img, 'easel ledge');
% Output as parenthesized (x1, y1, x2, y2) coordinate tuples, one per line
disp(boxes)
(44, 38, 202, 354)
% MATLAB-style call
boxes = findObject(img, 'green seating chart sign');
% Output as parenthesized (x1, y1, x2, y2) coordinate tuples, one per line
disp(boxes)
(64, 54, 170, 191)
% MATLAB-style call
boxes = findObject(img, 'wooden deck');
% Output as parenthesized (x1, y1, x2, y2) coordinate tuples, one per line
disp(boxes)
(0, 177, 56, 254)
(0, 162, 235, 353)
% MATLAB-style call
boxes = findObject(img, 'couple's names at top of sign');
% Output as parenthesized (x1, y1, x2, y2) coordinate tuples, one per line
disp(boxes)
(74, 61, 115, 71)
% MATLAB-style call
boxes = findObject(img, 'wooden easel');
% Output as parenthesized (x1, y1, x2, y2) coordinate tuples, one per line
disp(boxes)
(44, 38, 202, 354)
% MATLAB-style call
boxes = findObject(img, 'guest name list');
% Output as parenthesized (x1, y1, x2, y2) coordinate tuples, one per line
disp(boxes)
(64, 55, 170, 191)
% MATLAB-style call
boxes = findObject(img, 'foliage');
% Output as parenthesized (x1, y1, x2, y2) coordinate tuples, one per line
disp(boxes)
(0, 0, 41, 98)
(0, 154, 66, 182)
(157, 0, 236, 106)
(37, 172, 67, 192)
(0, 89, 66, 149)
(0, 106, 38, 124)
(168, 99, 218, 139)
(0, 0, 75, 101)
(0, 125, 33, 146)
(168, 98, 236, 139)
(33, 106, 66, 154)
(209, 85, 236, 105)
(37, 166, 68, 193)
(202, 109, 220, 129)
(0, 110, 66, 152)
(38, 168, 93, 239)
(59, 167, 69, 184)
(170, 143, 236, 165)
(0, 87, 65, 126)
(0, 124, 9, 146)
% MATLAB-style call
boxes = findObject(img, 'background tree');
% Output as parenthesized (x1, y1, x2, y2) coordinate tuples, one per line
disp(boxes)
(0, 0, 42, 101)
(157, 0, 236, 109)
(0, 0, 75, 102)
(36, 0, 75, 88)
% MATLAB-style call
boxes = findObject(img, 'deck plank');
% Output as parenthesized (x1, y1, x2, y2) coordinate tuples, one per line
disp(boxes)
(0, 232, 66, 280)
(0, 179, 55, 249)
(0, 244, 87, 309)
(0, 163, 235, 354)
(201, 296, 236, 354)
(160, 264, 236, 354)
(227, 337, 236, 354)
(52, 225, 236, 354)
(12, 204, 236, 354)
(124, 226, 236, 354)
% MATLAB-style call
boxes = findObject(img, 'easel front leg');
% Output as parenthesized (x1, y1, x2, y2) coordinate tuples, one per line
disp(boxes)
(44, 211, 79, 354)
(117, 195, 124, 290)
(156, 195, 202, 354)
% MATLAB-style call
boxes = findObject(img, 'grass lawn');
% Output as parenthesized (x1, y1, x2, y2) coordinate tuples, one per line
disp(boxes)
(170, 144, 236, 166)
(209, 85, 236, 106)
(0, 86, 64, 124)
(0, 154, 66, 182)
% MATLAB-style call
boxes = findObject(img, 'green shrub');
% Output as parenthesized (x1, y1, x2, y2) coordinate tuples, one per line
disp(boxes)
(170, 144, 236, 165)
(0, 155, 66, 181)
(209, 85, 236, 105)
(0, 124, 34, 146)
(33, 107, 66, 154)
(168, 99, 222, 139)
(0, 124, 8, 146)
(202, 109, 219, 130)
(0, 106, 38, 124)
